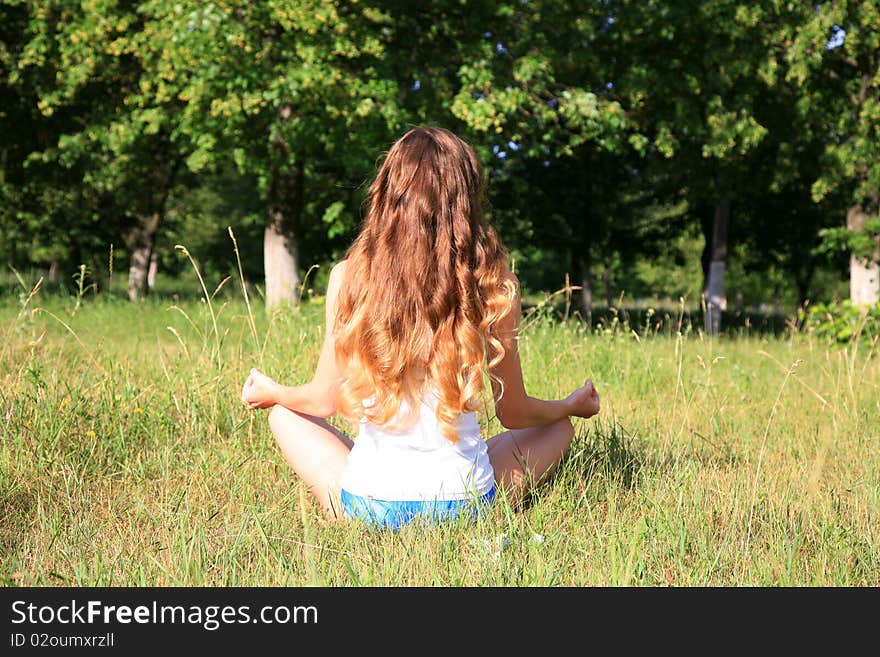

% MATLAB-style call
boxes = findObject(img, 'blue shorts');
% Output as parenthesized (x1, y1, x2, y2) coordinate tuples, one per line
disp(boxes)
(340, 486, 496, 530)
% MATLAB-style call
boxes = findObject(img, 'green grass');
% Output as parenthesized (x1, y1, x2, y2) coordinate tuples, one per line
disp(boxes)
(1, 277, 878, 586)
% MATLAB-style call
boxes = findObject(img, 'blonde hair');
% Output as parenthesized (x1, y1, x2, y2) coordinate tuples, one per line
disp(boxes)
(333, 127, 516, 442)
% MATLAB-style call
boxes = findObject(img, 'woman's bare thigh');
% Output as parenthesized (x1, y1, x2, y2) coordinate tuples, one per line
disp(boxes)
(267, 405, 353, 518)
(486, 416, 574, 504)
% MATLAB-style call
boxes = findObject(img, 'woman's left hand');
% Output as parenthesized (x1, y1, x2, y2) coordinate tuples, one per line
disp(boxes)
(241, 368, 283, 410)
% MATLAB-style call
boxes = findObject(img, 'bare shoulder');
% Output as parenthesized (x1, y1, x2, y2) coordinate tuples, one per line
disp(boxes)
(324, 259, 348, 320)
(500, 269, 521, 311)
(502, 269, 520, 293)
(327, 259, 349, 295)
(330, 258, 348, 283)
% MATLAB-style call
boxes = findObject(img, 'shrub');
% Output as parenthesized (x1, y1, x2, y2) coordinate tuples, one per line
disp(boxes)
(800, 300, 880, 344)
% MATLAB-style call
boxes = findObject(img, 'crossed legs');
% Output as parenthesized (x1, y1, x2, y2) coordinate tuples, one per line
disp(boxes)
(267, 405, 352, 519)
(486, 416, 575, 507)
(267, 405, 575, 518)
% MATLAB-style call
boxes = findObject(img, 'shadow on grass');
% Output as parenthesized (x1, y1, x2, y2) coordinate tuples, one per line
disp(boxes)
(682, 437, 741, 468)
(518, 420, 646, 512)
(571, 420, 645, 490)
(523, 299, 795, 338)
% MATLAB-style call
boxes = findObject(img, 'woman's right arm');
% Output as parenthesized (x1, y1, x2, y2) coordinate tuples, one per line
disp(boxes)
(241, 261, 347, 417)
(489, 272, 600, 429)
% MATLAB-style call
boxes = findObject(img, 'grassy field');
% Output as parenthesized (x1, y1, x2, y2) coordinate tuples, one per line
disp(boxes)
(1, 275, 878, 586)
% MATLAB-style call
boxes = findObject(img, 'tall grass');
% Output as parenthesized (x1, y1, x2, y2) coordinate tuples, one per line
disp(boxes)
(0, 262, 877, 586)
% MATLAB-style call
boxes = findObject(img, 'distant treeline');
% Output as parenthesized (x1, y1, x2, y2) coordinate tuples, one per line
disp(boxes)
(1, 1, 878, 329)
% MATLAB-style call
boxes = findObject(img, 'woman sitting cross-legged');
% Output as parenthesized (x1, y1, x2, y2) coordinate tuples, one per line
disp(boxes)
(241, 126, 600, 530)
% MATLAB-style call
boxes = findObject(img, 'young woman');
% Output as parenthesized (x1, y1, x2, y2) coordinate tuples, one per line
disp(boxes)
(241, 127, 600, 529)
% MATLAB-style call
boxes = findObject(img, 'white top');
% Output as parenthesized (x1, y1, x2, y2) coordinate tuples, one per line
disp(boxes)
(338, 388, 496, 501)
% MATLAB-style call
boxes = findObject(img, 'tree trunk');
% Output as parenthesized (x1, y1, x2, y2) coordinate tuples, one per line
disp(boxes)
(124, 155, 181, 302)
(47, 260, 58, 285)
(846, 203, 880, 306)
(575, 158, 593, 327)
(699, 203, 714, 300)
(147, 248, 159, 291)
(264, 163, 303, 309)
(579, 253, 593, 328)
(794, 260, 815, 309)
(705, 199, 731, 335)
(126, 211, 160, 302)
(574, 204, 593, 326)
(603, 261, 613, 309)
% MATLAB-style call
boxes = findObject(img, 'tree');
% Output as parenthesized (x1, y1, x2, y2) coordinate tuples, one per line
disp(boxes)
(782, 1, 880, 306)
(1, 1, 125, 286)
(730, 52, 849, 309)
(440, 1, 803, 334)
(604, 1, 796, 333)
(5, 1, 196, 300)
(139, 0, 403, 308)
(443, 1, 635, 318)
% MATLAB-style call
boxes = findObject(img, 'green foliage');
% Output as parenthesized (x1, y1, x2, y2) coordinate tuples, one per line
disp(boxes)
(449, 1, 632, 158)
(632, 222, 704, 303)
(1, 0, 403, 284)
(779, 0, 880, 259)
(3, 0, 878, 306)
(817, 218, 880, 263)
(800, 300, 880, 344)
(158, 169, 264, 285)
(141, 0, 402, 188)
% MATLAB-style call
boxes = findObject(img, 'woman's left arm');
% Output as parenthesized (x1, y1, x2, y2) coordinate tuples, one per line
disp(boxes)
(241, 261, 346, 417)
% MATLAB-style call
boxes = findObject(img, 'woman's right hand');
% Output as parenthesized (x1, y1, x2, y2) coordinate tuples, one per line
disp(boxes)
(241, 368, 284, 410)
(565, 379, 600, 419)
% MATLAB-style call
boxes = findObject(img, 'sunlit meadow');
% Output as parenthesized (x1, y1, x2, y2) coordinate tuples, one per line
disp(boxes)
(1, 264, 878, 586)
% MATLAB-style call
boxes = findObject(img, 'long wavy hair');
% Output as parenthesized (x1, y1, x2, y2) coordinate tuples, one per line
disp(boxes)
(333, 127, 516, 442)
